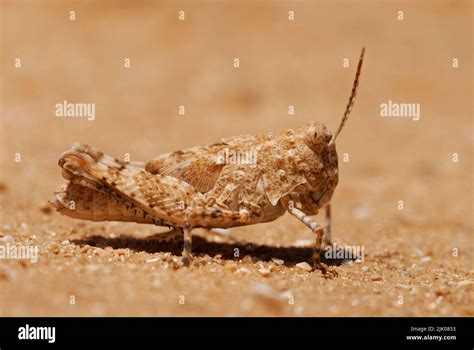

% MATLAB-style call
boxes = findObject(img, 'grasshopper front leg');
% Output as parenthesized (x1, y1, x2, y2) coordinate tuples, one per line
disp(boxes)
(287, 201, 337, 277)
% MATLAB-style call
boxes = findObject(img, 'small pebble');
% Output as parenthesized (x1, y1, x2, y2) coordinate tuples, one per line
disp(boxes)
(80, 245, 92, 254)
(412, 248, 424, 257)
(295, 262, 312, 272)
(420, 256, 432, 263)
(293, 239, 313, 247)
(271, 258, 284, 265)
(457, 280, 474, 287)
(211, 228, 229, 235)
(397, 284, 411, 290)
(237, 267, 251, 274)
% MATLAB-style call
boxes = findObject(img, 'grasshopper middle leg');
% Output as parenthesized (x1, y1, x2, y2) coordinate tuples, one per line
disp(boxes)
(181, 224, 193, 265)
(179, 205, 251, 266)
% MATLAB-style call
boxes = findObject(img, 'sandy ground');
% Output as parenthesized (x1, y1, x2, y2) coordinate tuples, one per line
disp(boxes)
(0, 0, 473, 316)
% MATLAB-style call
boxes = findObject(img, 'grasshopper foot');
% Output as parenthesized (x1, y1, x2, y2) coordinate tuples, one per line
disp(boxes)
(180, 254, 193, 267)
(313, 262, 338, 278)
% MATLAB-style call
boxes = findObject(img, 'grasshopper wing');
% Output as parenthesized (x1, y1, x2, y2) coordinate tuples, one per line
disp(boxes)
(146, 131, 309, 206)
(145, 144, 228, 193)
(145, 134, 268, 194)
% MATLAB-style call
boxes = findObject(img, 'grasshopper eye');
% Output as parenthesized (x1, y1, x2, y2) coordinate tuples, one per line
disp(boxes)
(312, 132, 319, 143)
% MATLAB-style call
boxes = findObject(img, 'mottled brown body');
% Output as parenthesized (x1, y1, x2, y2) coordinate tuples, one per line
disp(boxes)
(52, 48, 365, 275)
(53, 122, 337, 228)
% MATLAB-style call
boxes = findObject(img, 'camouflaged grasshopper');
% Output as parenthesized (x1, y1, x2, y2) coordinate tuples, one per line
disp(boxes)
(52, 48, 365, 275)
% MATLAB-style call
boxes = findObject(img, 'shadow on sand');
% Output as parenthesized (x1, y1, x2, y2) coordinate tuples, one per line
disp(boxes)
(73, 233, 357, 267)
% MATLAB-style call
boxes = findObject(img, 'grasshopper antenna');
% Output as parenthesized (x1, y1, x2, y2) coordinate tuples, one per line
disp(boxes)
(329, 47, 365, 146)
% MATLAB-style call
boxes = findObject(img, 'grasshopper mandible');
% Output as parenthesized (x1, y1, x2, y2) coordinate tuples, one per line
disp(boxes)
(52, 48, 365, 275)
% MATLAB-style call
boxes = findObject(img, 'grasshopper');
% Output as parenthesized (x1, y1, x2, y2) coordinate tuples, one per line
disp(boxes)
(52, 48, 365, 275)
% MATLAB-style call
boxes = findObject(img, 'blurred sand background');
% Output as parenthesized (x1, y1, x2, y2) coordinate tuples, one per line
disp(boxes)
(0, 0, 472, 316)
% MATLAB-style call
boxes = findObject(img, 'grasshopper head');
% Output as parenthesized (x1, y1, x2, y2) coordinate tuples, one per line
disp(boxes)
(301, 121, 339, 209)
(303, 121, 333, 153)
(304, 121, 339, 175)
(303, 121, 338, 176)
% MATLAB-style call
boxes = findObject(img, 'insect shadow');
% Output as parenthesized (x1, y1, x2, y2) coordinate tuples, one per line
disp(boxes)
(72, 234, 356, 267)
